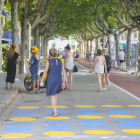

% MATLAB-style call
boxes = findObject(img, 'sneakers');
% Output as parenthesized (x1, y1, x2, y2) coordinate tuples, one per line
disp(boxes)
(108, 85, 110, 90)
(102, 88, 106, 91)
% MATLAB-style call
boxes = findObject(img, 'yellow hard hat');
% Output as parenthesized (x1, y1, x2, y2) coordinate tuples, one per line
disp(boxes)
(31, 46, 38, 53)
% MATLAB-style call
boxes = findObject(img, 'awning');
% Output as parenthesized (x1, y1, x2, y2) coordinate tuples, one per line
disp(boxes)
(2, 9, 8, 17)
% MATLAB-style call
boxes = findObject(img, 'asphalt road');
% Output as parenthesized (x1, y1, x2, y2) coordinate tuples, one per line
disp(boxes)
(0, 63, 140, 140)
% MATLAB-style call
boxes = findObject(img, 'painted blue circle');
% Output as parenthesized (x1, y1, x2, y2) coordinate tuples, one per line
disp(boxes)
(117, 124, 140, 128)
(44, 121, 71, 125)
(43, 126, 72, 130)
(44, 112, 68, 116)
(103, 108, 125, 111)
(45, 109, 68, 111)
(75, 108, 97, 111)
(80, 120, 106, 123)
(14, 109, 37, 113)
(6, 122, 35, 126)
(11, 113, 36, 117)
(132, 108, 140, 110)
(137, 111, 140, 113)
(80, 125, 109, 129)
(113, 119, 140, 123)
(106, 111, 129, 115)
(76, 112, 99, 115)
(3, 127, 32, 132)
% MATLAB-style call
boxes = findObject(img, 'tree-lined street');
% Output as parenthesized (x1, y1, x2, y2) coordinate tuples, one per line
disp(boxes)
(0, 64, 140, 139)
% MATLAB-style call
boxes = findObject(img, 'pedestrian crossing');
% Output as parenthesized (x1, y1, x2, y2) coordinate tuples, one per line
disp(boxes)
(0, 104, 140, 138)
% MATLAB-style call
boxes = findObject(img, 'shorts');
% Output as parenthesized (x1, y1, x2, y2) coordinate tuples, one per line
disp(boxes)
(120, 60, 124, 63)
(94, 71, 103, 75)
(76, 55, 79, 58)
(107, 71, 110, 74)
(65, 67, 73, 73)
(111, 59, 116, 62)
(31, 73, 38, 81)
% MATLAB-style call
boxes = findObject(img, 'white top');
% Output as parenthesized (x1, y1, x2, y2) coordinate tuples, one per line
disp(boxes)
(94, 56, 104, 74)
(118, 51, 125, 60)
(111, 55, 116, 60)
(65, 52, 74, 70)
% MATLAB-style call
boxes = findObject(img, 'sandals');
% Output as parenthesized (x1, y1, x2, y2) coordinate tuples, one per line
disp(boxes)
(97, 89, 101, 92)
(52, 112, 57, 117)
(5, 87, 8, 90)
(69, 88, 72, 91)
(28, 91, 35, 94)
(64, 86, 68, 90)
(10, 87, 14, 90)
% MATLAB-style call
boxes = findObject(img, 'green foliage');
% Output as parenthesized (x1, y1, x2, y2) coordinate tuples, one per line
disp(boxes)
(2, 44, 9, 72)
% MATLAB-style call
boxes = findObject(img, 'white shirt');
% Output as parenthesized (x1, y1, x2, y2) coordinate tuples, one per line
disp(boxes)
(118, 51, 125, 60)
(94, 56, 104, 74)
(65, 52, 74, 70)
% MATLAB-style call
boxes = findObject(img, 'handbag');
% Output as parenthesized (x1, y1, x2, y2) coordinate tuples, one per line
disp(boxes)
(73, 65, 78, 73)
(30, 65, 38, 74)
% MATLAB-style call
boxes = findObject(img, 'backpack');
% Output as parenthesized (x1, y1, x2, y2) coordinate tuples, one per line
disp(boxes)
(30, 65, 38, 74)
(104, 55, 111, 71)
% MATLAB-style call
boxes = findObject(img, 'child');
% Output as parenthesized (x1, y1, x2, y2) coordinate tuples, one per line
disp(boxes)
(29, 46, 40, 94)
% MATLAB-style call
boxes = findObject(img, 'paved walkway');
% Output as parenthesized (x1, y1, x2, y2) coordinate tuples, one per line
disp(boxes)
(77, 59, 140, 99)
(0, 64, 140, 139)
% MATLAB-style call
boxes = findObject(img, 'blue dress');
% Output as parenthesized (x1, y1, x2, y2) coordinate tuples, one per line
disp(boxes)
(46, 58, 62, 97)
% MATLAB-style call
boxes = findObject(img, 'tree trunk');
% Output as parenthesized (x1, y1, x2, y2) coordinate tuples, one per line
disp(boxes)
(84, 41, 86, 58)
(96, 38, 99, 51)
(90, 40, 92, 51)
(115, 34, 120, 65)
(126, 29, 132, 69)
(10, 0, 19, 51)
(0, 0, 4, 71)
(26, 26, 29, 59)
(108, 34, 111, 55)
(46, 39, 48, 57)
(136, 29, 140, 72)
(102, 34, 106, 49)
(79, 43, 81, 58)
(19, 0, 28, 74)
(86, 41, 88, 57)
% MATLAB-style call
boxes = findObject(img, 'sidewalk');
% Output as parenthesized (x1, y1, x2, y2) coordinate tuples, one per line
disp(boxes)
(0, 72, 24, 115)
(77, 58, 140, 98)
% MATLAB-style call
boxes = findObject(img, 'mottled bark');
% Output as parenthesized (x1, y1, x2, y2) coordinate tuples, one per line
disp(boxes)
(96, 38, 99, 51)
(26, 26, 29, 59)
(115, 34, 120, 65)
(84, 41, 86, 58)
(102, 34, 106, 49)
(136, 29, 140, 72)
(10, 0, 19, 51)
(90, 40, 92, 52)
(42, 36, 45, 58)
(126, 29, 132, 69)
(0, 0, 4, 71)
(79, 43, 81, 58)
(34, 24, 41, 57)
(19, 0, 28, 74)
(108, 34, 111, 55)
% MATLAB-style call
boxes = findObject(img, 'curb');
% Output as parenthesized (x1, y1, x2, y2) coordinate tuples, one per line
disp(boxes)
(0, 84, 24, 115)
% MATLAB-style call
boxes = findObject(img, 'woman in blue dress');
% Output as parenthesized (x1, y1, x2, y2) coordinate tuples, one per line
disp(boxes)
(41, 48, 66, 117)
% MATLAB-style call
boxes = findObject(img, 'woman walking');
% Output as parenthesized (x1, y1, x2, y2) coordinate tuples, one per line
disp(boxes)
(29, 46, 40, 94)
(5, 44, 20, 90)
(75, 49, 79, 62)
(64, 44, 74, 90)
(102, 49, 111, 91)
(41, 48, 66, 117)
(111, 51, 116, 69)
(89, 49, 107, 92)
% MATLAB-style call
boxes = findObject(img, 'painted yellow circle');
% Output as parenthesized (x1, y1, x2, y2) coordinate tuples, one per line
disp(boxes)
(101, 105, 122, 108)
(10, 117, 36, 121)
(0, 133, 32, 138)
(77, 115, 103, 119)
(44, 116, 70, 120)
(110, 115, 135, 118)
(46, 106, 67, 108)
(17, 106, 39, 109)
(128, 105, 140, 107)
(84, 130, 115, 135)
(43, 131, 75, 136)
(74, 105, 95, 108)
(122, 129, 140, 134)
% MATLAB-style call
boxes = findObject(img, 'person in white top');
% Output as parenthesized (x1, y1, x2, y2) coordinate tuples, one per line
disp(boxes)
(118, 48, 125, 69)
(64, 44, 74, 90)
(89, 49, 107, 92)
(111, 51, 116, 69)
